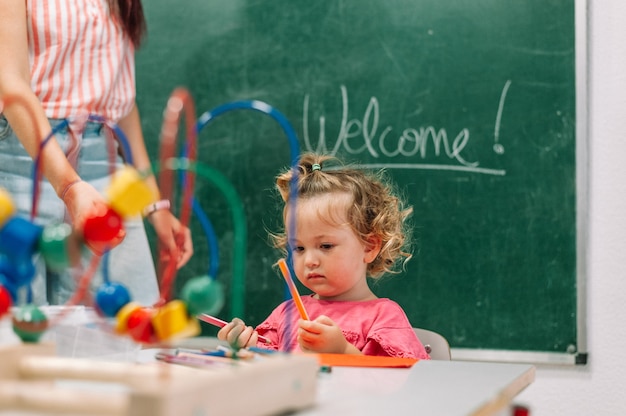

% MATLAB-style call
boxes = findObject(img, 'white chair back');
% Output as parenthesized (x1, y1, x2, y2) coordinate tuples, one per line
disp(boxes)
(413, 328, 451, 360)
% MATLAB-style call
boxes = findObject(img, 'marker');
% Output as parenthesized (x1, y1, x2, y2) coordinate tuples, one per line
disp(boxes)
(176, 348, 229, 357)
(197, 313, 271, 344)
(155, 352, 231, 367)
(277, 258, 310, 320)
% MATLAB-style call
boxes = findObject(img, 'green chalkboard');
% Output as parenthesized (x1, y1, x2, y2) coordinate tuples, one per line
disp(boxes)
(136, 0, 584, 363)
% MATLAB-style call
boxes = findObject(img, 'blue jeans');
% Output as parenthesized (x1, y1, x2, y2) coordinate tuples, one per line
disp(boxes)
(0, 115, 159, 306)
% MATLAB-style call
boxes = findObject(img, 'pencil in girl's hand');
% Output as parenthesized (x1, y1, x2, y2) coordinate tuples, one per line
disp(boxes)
(197, 313, 271, 344)
(277, 258, 310, 320)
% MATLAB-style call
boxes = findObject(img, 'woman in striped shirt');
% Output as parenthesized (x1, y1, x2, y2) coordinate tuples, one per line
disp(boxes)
(0, 1, 192, 306)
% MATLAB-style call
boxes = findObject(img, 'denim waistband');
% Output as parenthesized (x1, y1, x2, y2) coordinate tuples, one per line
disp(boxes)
(0, 114, 106, 140)
(48, 118, 105, 136)
(0, 115, 122, 181)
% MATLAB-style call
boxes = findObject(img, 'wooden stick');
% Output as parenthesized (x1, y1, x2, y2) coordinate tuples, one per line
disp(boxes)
(18, 356, 177, 388)
(0, 381, 127, 415)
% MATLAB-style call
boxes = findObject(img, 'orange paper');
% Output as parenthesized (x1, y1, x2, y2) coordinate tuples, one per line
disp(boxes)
(312, 353, 418, 368)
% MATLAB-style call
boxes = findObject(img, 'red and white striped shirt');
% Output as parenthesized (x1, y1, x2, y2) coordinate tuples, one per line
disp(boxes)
(27, 0, 135, 123)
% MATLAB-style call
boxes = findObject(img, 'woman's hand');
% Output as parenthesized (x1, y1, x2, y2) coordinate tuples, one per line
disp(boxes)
(217, 317, 260, 348)
(297, 315, 361, 354)
(147, 209, 193, 269)
(62, 180, 126, 254)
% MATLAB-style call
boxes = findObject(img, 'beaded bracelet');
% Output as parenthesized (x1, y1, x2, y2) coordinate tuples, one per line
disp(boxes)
(142, 199, 171, 217)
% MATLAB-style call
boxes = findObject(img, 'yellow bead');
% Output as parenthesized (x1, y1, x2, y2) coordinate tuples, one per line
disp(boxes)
(115, 301, 142, 334)
(152, 300, 200, 340)
(0, 188, 15, 228)
(106, 166, 156, 218)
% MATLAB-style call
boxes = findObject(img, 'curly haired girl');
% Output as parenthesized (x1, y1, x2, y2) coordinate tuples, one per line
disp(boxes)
(219, 153, 429, 359)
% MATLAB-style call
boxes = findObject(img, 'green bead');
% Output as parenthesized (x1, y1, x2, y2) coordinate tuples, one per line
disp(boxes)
(39, 223, 73, 271)
(12, 304, 48, 343)
(180, 275, 224, 316)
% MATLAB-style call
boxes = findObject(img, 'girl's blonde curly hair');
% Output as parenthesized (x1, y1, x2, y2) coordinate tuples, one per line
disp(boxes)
(271, 153, 413, 279)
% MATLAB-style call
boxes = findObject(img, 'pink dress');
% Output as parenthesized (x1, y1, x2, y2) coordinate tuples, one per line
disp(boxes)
(255, 295, 431, 359)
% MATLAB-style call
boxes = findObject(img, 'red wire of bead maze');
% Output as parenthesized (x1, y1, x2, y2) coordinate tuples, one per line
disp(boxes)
(154, 87, 197, 306)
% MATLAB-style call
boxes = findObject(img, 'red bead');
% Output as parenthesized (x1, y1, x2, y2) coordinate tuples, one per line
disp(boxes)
(512, 405, 530, 416)
(0, 285, 12, 317)
(126, 307, 155, 343)
(83, 206, 124, 253)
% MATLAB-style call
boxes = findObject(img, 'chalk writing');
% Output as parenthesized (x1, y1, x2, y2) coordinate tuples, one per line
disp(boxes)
(302, 84, 508, 176)
(493, 80, 511, 155)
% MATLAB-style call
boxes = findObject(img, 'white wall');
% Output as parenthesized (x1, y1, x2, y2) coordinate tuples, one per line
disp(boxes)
(515, 0, 626, 414)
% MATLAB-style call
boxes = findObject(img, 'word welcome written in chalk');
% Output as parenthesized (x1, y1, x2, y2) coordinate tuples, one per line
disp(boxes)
(301, 83, 511, 176)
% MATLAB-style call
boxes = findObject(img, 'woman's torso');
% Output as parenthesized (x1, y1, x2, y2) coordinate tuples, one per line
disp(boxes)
(26, 0, 135, 122)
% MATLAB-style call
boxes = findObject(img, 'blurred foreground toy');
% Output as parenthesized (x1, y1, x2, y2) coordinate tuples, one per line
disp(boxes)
(0, 343, 318, 416)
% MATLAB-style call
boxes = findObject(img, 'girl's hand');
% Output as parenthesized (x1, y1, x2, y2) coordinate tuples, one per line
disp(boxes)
(147, 209, 193, 269)
(217, 318, 260, 349)
(297, 315, 361, 354)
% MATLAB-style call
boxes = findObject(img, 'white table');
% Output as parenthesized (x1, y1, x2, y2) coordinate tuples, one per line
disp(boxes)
(139, 340, 534, 416)
(300, 359, 535, 416)
(0, 335, 534, 416)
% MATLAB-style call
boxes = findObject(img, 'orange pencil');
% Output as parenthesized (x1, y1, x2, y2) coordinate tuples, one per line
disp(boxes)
(277, 258, 310, 320)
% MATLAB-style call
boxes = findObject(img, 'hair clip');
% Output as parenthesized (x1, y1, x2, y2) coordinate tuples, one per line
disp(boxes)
(311, 163, 321, 172)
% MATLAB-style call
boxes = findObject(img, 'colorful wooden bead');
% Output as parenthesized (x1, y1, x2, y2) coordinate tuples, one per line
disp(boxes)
(115, 301, 142, 334)
(0, 284, 12, 317)
(95, 282, 132, 317)
(0, 256, 36, 288)
(152, 300, 200, 340)
(152, 300, 188, 340)
(12, 304, 48, 343)
(180, 275, 224, 316)
(106, 165, 156, 218)
(83, 206, 124, 254)
(126, 307, 156, 344)
(0, 217, 43, 262)
(0, 187, 15, 228)
(39, 223, 76, 272)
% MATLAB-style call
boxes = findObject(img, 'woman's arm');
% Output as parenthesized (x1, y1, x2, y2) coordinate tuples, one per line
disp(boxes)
(0, 1, 81, 197)
(116, 104, 193, 268)
(0, 1, 109, 232)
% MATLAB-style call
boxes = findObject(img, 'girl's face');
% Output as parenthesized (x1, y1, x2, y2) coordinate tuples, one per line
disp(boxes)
(288, 193, 380, 301)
